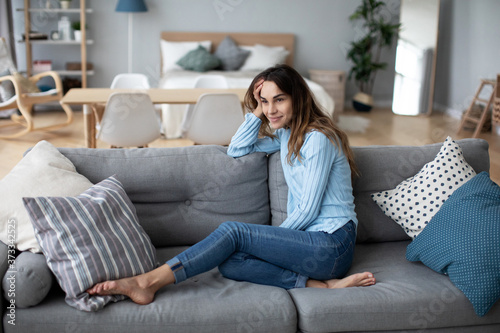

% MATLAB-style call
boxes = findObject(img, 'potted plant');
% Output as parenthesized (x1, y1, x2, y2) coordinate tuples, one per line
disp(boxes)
(59, 0, 72, 9)
(71, 21, 87, 42)
(346, 0, 401, 111)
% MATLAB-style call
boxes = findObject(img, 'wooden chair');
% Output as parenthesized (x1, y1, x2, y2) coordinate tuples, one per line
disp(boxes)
(0, 37, 73, 139)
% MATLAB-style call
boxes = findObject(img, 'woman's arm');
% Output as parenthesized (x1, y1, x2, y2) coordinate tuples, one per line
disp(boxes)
(228, 79, 280, 157)
(279, 132, 337, 230)
(227, 114, 280, 157)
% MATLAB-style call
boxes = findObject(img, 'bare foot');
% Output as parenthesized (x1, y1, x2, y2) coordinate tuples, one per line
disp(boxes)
(307, 272, 376, 289)
(86, 264, 175, 305)
(86, 276, 156, 305)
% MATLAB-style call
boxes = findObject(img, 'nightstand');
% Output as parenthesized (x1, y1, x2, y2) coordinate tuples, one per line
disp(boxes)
(309, 70, 346, 114)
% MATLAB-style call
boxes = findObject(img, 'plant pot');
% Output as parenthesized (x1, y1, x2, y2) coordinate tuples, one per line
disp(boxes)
(73, 30, 81, 42)
(352, 92, 374, 112)
(59, 1, 71, 9)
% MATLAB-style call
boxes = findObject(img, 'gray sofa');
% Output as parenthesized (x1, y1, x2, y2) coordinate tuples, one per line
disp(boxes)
(2, 138, 499, 332)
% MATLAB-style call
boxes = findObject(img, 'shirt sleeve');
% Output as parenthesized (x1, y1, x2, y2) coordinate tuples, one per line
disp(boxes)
(227, 113, 280, 157)
(279, 132, 337, 230)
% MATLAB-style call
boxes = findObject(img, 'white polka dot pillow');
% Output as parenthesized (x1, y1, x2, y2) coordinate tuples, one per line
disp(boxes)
(371, 137, 476, 238)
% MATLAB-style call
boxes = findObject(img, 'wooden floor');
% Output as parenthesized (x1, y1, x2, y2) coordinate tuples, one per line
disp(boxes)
(1, 108, 499, 184)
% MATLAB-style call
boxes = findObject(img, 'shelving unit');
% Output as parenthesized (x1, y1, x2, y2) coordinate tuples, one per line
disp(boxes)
(17, 0, 92, 87)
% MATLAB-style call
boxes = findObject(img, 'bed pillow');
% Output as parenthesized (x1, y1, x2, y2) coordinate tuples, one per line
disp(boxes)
(23, 176, 157, 312)
(2, 252, 54, 308)
(214, 35, 251, 71)
(160, 40, 212, 73)
(0, 140, 94, 253)
(240, 44, 290, 71)
(371, 136, 476, 238)
(176, 45, 221, 72)
(406, 172, 500, 317)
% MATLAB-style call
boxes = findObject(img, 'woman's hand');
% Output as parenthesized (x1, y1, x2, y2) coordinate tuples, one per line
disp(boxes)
(252, 79, 265, 118)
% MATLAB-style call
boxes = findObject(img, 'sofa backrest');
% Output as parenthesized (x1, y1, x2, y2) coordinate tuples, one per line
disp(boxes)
(268, 139, 490, 243)
(58, 145, 270, 247)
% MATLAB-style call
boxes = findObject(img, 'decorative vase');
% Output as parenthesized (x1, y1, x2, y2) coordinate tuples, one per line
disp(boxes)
(352, 92, 374, 112)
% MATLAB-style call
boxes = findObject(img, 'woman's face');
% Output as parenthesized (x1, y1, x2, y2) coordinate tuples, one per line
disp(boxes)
(259, 81, 293, 129)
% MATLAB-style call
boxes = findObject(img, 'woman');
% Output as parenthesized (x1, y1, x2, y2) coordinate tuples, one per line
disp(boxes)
(87, 65, 375, 305)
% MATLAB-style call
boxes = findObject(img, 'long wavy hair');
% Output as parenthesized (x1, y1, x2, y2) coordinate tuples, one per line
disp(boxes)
(244, 64, 359, 177)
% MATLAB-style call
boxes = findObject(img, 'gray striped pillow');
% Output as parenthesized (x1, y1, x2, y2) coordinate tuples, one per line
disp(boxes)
(23, 176, 157, 312)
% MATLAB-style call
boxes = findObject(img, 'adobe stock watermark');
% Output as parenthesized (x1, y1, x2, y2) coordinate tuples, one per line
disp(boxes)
(6, 218, 17, 326)
(213, 0, 244, 21)
(235, 290, 289, 333)
(404, 285, 462, 332)
(29, 0, 60, 32)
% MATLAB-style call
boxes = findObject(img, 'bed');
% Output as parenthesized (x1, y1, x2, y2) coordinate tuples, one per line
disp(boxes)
(158, 31, 334, 139)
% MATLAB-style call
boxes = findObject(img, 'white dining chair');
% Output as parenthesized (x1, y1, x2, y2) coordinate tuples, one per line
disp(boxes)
(183, 93, 244, 146)
(107, 73, 166, 135)
(97, 92, 161, 148)
(191, 75, 229, 89)
(110, 73, 150, 89)
(180, 75, 229, 137)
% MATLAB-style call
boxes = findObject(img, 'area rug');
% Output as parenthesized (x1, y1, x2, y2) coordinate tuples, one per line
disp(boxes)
(337, 115, 371, 133)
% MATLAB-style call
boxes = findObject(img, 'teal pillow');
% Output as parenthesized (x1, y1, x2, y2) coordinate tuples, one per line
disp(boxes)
(176, 45, 221, 72)
(406, 172, 500, 316)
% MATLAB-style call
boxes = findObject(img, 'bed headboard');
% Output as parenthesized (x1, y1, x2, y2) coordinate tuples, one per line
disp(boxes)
(160, 31, 295, 66)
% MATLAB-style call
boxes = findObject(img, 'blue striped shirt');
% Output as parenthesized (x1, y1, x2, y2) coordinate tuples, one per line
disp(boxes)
(228, 113, 357, 234)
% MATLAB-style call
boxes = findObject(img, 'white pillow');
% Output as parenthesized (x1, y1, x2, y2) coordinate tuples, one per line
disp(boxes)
(371, 137, 477, 239)
(0, 140, 93, 253)
(240, 44, 290, 71)
(160, 40, 212, 73)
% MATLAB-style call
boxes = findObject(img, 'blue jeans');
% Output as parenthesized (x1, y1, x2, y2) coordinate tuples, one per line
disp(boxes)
(166, 220, 356, 289)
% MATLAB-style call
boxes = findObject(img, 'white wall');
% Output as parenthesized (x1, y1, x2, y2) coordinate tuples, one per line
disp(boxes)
(434, 0, 500, 115)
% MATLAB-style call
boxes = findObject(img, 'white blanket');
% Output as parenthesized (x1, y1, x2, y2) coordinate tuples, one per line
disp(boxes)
(159, 70, 334, 139)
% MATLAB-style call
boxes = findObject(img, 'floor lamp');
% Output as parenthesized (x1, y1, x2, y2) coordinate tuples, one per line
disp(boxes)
(116, 0, 148, 73)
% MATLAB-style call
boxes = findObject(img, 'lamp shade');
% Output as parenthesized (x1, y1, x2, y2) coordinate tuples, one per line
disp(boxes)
(116, 0, 148, 12)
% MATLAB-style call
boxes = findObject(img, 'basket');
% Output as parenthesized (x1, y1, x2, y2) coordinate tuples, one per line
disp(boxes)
(462, 104, 491, 132)
(493, 97, 500, 126)
(494, 75, 500, 126)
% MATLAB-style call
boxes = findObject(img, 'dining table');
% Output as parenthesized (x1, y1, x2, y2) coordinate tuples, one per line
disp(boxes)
(60, 88, 247, 148)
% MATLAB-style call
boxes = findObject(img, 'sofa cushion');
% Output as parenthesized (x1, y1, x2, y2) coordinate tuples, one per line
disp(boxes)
(288, 241, 500, 332)
(350, 138, 490, 243)
(2, 252, 54, 308)
(24, 176, 157, 312)
(56, 145, 271, 247)
(268, 139, 490, 242)
(406, 171, 500, 317)
(0, 69, 15, 103)
(8, 246, 297, 333)
(268, 152, 288, 227)
(371, 137, 476, 238)
(0, 140, 93, 253)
